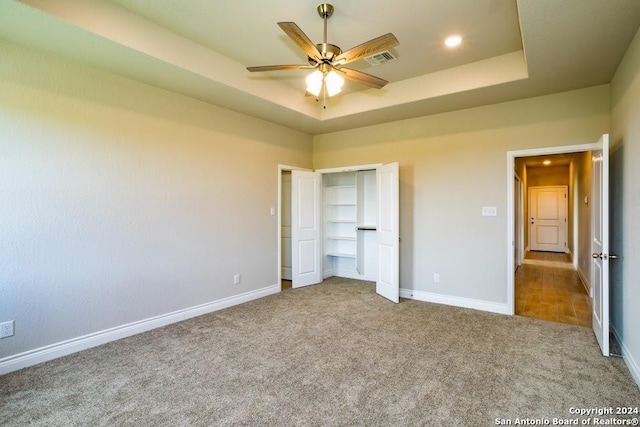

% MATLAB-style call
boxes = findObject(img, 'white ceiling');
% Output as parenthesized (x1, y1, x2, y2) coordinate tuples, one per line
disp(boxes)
(1, 0, 639, 135)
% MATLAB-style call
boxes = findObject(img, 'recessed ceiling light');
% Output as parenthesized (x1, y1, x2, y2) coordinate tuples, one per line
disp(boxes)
(543, 160, 551, 165)
(444, 35, 462, 47)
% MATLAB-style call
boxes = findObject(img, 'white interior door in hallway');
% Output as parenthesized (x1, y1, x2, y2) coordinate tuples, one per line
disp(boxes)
(529, 186, 568, 253)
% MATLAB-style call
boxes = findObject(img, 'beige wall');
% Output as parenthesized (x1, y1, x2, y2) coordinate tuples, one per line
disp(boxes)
(526, 165, 570, 187)
(0, 41, 313, 360)
(314, 85, 610, 305)
(571, 152, 593, 286)
(514, 159, 528, 250)
(610, 26, 640, 384)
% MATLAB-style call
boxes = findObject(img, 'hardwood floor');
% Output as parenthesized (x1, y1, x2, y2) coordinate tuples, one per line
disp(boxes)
(515, 251, 591, 327)
(282, 279, 292, 290)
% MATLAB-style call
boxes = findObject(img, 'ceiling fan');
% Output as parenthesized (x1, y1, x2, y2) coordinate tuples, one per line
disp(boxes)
(247, 3, 399, 100)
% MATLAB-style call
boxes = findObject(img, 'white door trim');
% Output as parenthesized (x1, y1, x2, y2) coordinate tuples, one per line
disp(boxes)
(506, 142, 601, 315)
(277, 164, 312, 291)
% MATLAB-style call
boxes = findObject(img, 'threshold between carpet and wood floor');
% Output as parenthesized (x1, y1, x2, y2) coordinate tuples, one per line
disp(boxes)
(1, 277, 638, 426)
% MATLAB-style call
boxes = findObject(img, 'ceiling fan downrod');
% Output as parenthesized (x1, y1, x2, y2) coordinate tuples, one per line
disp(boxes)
(318, 4, 334, 59)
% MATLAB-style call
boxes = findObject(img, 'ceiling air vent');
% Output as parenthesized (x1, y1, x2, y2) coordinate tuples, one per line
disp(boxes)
(364, 50, 397, 66)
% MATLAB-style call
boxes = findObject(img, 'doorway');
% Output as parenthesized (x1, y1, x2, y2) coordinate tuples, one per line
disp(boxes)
(507, 142, 600, 320)
(508, 135, 611, 356)
(277, 163, 400, 302)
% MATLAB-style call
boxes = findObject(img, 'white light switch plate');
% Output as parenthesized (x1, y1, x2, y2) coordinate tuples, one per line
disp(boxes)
(482, 207, 497, 217)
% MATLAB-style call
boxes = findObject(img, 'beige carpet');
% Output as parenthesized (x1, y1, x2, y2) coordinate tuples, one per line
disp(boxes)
(1, 277, 638, 426)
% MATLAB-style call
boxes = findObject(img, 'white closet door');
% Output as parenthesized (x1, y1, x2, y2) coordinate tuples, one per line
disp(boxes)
(376, 162, 399, 303)
(291, 170, 322, 288)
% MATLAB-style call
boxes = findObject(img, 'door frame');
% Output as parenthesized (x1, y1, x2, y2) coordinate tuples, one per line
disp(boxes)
(277, 163, 382, 291)
(506, 142, 601, 315)
(277, 164, 312, 291)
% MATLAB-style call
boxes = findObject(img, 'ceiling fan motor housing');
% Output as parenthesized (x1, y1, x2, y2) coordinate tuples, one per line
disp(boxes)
(308, 43, 342, 66)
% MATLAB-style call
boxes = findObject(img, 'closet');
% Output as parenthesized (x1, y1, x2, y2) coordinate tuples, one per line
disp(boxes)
(288, 162, 399, 303)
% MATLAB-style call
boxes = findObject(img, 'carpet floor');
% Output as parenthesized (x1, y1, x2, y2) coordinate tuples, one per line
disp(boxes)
(1, 277, 639, 426)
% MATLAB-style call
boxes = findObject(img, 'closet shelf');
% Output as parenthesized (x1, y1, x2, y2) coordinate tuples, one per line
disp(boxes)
(326, 236, 357, 241)
(326, 252, 356, 258)
(326, 185, 356, 189)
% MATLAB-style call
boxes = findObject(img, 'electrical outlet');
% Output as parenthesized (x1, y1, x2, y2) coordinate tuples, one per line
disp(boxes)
(433, 273, 440, 284)
(1, 320, 14, 338)
(233, 274, 241, 285)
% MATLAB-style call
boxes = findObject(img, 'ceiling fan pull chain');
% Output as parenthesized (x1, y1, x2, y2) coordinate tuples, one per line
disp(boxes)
(323, 83, 327, 109)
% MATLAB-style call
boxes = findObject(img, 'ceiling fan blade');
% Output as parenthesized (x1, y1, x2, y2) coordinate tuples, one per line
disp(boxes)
(333, 33, 399, 66)
(338, 67, 389, 89)
(278, 22, 323, 61)
(247, 65, 316, 72)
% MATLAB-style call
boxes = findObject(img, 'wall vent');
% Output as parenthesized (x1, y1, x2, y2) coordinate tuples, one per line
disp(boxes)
(364, 50, 397, 66)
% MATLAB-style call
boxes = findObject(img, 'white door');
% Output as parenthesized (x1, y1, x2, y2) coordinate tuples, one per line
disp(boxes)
(529, 186, 567, 252)
(592, 134, 610, 356)
(291, 170, 322, 288)
(376, 162, 400, 303)
(281, 172, 292, 280)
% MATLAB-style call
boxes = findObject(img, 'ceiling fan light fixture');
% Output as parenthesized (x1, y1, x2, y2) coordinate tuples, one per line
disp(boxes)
(325, 70, 344, 96)
(306, 70, 324, 96)
(247, 3, 398, 104)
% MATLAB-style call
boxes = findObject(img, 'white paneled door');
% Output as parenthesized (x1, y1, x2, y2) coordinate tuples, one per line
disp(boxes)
(529, 186, 568, 253)
(281, 172, 292, 280)
(376, 162, 399, 303)
(592, 134, 610, 356)
(291, 170, 322, 288)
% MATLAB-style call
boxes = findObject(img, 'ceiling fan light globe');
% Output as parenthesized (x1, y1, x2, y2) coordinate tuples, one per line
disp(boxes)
(325, 70, 344, 96)
(306, 70, 323, 96)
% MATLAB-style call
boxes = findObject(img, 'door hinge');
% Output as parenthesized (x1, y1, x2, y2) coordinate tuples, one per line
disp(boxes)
(564, 193, 567, 198)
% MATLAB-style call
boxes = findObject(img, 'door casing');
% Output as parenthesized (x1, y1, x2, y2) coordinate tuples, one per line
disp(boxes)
(506, 141, 604, 315)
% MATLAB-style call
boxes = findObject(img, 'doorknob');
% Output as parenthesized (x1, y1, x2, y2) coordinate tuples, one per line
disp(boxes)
(592, 252, 603, 259)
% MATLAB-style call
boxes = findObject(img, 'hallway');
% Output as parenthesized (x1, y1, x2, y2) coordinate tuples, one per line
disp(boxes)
(515, 251, 591, 327)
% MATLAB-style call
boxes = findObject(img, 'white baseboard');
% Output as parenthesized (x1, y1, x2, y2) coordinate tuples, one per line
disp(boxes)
(400, 288, 510, 315)
(0, 284, 280, 376)
(611, 325, 640, 388)
(577, 267, 591, 297)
